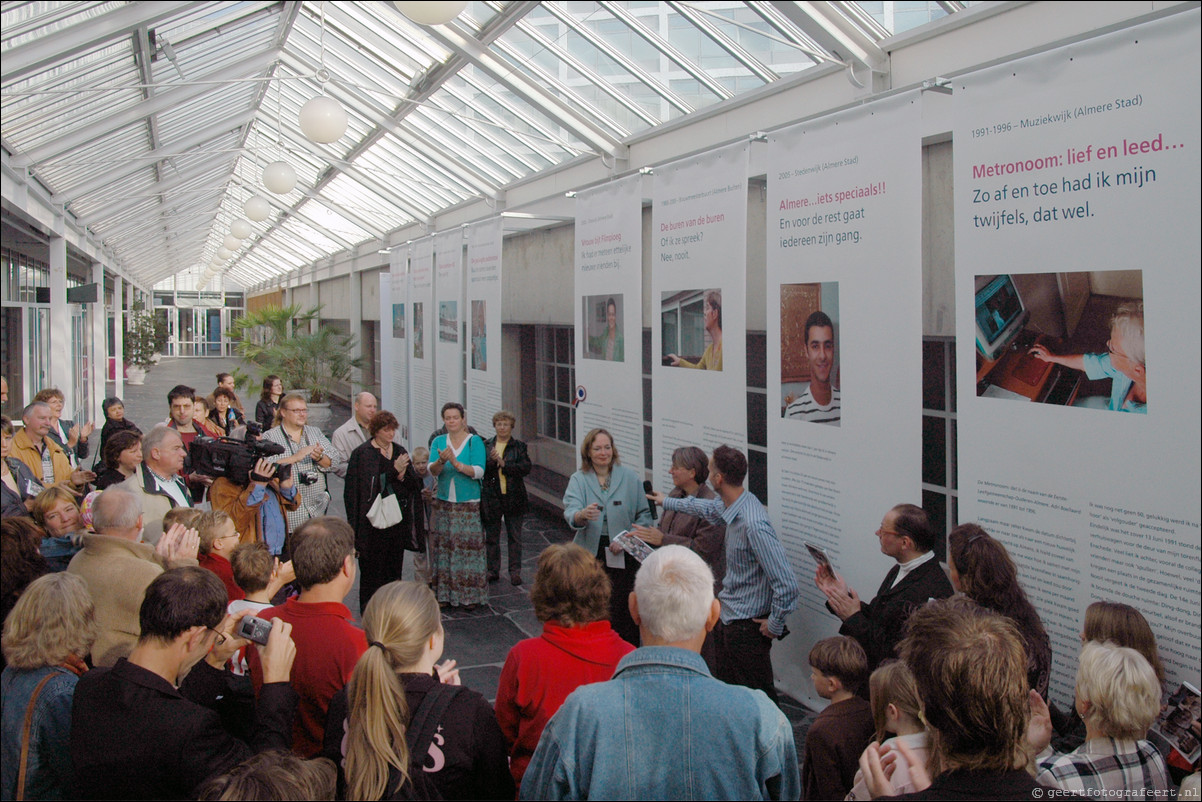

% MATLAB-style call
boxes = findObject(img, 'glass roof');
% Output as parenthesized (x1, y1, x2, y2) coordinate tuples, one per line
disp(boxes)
(1, 1, 968, 291)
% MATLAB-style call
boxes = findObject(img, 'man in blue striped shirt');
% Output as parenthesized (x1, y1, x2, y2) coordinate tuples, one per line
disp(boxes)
(648, 445, 799, 703)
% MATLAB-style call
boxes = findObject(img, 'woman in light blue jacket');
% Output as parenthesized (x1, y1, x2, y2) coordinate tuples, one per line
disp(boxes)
(429, 402, 488, 608)
(562, 428, 652, 645)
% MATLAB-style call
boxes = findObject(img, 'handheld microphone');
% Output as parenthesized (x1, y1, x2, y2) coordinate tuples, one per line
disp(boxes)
(643, 480, 658, 521)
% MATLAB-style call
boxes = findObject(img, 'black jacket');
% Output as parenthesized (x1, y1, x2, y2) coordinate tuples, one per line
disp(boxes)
(833, 556, 954, 669)
(96, 418, 141, 467)
(255, 398, 278, 431)
(71, 658, 296, 800)
(343, 440, 425, 552)
(323, 672, 515, 801)
(480, 436, 531, 521)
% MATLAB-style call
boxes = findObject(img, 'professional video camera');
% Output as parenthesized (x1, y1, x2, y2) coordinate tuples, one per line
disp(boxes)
(188, 436, 290, 485)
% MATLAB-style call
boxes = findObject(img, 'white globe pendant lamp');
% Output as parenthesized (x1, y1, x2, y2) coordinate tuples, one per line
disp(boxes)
(299, 95, 348, 144)
(216, 247, 233, 260)
(263, 160, 296, 194)
(393, 1, 466, 25)
(230, 218, 253, 239)
(222, 234, 241, 251)
(244, 196, 271, 222)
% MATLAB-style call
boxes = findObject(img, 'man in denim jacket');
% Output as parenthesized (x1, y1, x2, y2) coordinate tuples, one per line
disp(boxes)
(520, 546, 800, 801)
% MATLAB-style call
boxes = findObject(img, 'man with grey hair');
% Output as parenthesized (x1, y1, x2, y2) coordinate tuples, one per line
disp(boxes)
(11, 400, 92, 491)
(330, 392, 396, 478)
(521, 545, 800, 801)
(68, 486, 199, 666)
(121, 424, 192, 544)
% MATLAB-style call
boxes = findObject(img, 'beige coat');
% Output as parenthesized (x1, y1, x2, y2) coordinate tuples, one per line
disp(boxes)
(120, 464, 193, 545)
(66, 534, 197, 667)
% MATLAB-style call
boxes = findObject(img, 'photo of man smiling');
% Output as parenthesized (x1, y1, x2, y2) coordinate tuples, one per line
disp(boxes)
(785, 309, 841, 426)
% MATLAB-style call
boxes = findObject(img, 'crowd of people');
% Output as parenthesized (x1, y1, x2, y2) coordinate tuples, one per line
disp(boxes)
(1, 372, 1198, 801)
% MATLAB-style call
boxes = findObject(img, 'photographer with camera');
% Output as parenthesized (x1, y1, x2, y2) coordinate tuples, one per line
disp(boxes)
(209, 455, 299, 559)
(261, 394, 342, 534)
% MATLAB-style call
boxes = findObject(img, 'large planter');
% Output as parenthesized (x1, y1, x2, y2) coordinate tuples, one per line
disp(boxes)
(126, 365, 148, 386)
(306, 402, 332, 431)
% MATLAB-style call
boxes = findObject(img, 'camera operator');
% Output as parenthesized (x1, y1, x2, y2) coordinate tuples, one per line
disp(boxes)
(261, 393, 342, 535)
(209, 456, 299, 558)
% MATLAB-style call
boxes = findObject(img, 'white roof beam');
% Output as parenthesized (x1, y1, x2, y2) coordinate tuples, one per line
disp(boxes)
(14, 49, 278, 169)
(2, 1, 209, 84)
(772, 2, 889, 75)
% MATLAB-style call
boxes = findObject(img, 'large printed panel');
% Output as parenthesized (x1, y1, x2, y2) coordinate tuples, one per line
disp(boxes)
(466, 217, 503, 438)
(954, 12, 1201, 704)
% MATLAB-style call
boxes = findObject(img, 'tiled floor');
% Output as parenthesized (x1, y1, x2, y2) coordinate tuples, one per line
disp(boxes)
(108, 357, 818, 771)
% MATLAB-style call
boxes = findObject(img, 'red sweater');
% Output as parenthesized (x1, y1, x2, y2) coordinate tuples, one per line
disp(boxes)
(494, 620, 635, 786)
(248, 598, 367, 757)
(198, 552, 244, 603)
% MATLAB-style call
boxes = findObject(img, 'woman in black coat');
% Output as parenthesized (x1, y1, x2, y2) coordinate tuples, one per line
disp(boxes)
(343, 411, 425, 611)
(481, 410, 531, 585)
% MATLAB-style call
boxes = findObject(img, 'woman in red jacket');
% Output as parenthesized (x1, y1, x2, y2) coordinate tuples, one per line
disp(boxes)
(494, 543, 635, 787)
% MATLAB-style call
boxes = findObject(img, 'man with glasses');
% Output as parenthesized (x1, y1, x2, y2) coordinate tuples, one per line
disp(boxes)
(71, 567, 299, 800)
(1029, 301, 1147, 413)
(813, 504, 953, 672)
(262, 393, 343, 533)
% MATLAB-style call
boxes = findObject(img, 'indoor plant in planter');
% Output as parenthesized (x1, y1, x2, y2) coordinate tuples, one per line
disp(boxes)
(123, 305, 158, 385)
(229, 304, 362, 431)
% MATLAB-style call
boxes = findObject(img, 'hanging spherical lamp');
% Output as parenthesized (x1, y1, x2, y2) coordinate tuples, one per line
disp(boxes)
(244, 196, 271, 222)
(222, 234, 241, 251)
(392, 1, 466, 25)
(262, 161, 297, 194)
(299, 95, 348, 144)
(230, 218, 253, 239)
(216, 247, 233, 260)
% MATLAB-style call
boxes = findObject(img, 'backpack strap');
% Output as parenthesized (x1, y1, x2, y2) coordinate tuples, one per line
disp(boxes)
(15, 673, 56, 801)
(406, 682, 464, 768)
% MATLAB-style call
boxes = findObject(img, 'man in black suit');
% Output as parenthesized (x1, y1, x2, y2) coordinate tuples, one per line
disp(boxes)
(815, 504, 954, 671)
(71, 567, 298, 800)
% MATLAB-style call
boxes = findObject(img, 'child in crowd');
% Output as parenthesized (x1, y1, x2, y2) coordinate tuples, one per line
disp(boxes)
(846, 660, 930, 799)
(410, 446, 436, 585)
(195, 509, 244, 604)
(803, 636, 875, 801)
(226, 541, 295, 676)
(161, 506, 202, 534)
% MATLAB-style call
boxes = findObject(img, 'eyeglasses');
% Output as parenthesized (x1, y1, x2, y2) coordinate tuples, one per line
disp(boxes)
(876, 527, 903, 538)
(206, 627, 227, 646)
(284, 406, 307, 414)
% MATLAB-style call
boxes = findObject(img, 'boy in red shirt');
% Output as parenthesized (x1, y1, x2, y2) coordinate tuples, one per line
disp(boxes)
(196, 510, 244, 603)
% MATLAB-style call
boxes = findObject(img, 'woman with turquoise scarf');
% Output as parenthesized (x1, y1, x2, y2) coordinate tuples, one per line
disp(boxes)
(428, 402, 489, 608)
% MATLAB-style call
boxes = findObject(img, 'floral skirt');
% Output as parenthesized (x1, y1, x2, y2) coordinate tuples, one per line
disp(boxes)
(429, 499, 488, 607)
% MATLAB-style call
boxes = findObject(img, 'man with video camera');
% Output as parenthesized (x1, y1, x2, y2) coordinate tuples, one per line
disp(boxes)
(204, 427, 300, 557)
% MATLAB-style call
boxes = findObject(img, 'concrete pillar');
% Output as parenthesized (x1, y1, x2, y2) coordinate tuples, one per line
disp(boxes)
(349, 268, 363, 393)
(89, 261, 105, 425)
(48, 236, 72, 403)
(112, 274, 124, 400)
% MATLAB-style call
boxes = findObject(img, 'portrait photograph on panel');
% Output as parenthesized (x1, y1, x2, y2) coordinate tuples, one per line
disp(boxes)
(438, 300, 458, 343)
(412, 302, 424, 359)
(471, 299, 487, 371)
(582, 293, 624, 362)
(392, 303, 405, 340)
(973, 270, 1145, 413)
(660, 288, 723, 371)
(781, 282, 841, 426)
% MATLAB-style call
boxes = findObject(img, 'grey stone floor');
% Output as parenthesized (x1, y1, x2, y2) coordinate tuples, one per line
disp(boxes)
(108, 357, 818, 767)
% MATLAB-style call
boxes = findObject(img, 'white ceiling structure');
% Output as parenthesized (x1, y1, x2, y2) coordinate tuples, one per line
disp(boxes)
(1, 1, 965, 292)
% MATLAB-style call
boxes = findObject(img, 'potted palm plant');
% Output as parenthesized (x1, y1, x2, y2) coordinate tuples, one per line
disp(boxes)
(123, 304, 158, 385)
(228, 304, 362, 430)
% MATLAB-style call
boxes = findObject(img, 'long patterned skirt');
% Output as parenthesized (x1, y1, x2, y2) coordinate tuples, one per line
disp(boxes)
(429, 499, 488, 607)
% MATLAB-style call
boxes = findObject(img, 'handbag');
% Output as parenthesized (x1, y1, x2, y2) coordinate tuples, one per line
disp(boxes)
(366, 472, 403, 529)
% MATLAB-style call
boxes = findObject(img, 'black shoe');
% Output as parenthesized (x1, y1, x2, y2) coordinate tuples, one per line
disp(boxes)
(510, 573, 522, 586)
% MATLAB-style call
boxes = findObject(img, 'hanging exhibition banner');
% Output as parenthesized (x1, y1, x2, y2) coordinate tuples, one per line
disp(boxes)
(381, 250, 410, 445)
(465, 217, 503, 439)
(955, 12, 1200, 703)
(408, 237, 437, 447)
(435, 229, 465, 413)
(765, 95, 923, 705)
(574, 174, 644, 471)
(650, 142, 748, 482)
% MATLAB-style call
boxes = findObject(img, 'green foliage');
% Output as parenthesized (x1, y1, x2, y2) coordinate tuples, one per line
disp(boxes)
(228, 304, 362, 404)
(123, 301, 158, 369)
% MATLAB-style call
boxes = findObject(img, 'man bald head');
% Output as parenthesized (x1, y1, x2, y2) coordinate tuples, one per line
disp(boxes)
(353, 392, 378, 427)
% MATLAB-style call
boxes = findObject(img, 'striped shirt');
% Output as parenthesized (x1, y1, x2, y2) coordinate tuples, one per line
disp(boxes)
(664, 489, 799, 635)
(1037, 738, 1170, 794)
(785, 386, 841, 425)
